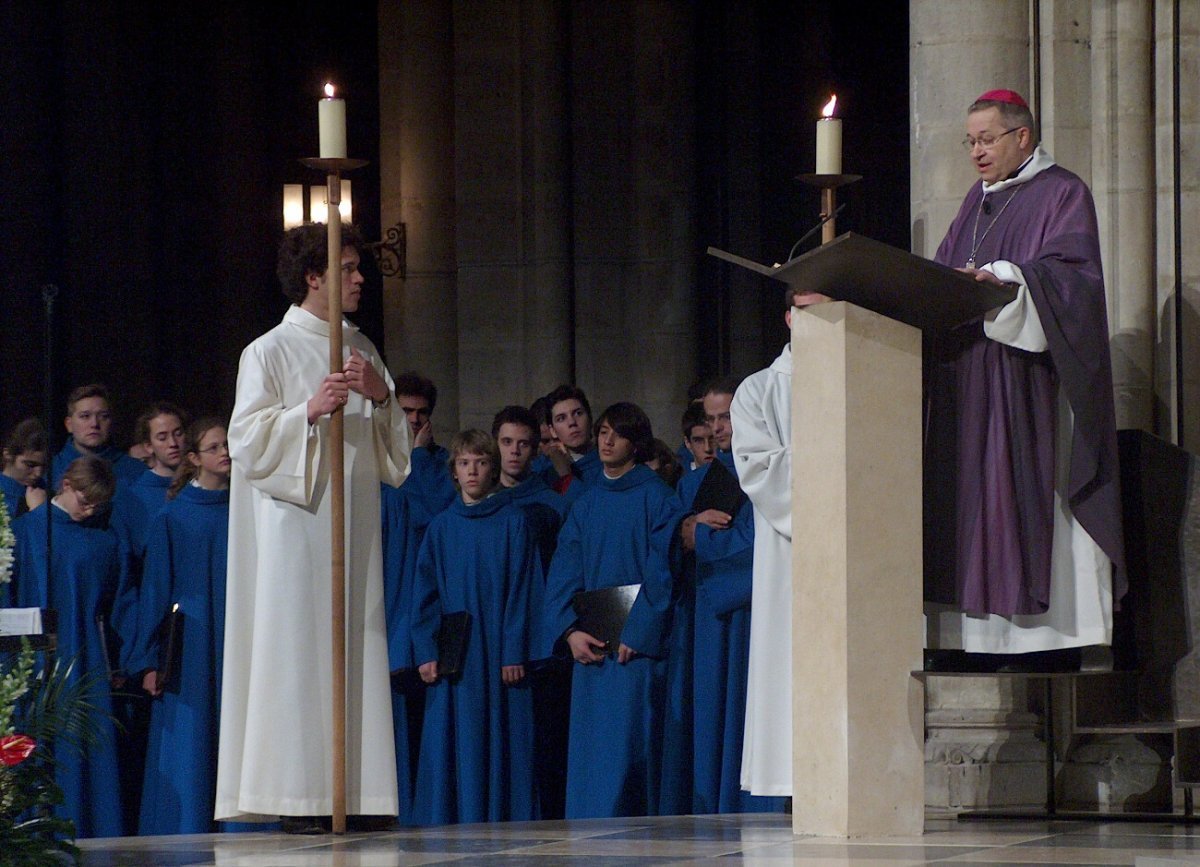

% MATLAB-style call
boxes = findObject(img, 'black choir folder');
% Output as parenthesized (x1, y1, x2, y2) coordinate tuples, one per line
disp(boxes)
(692, 458, 746, 516)
(435, 610, 471, 678)
(571, 583, 640, 654)
(155, 603, 184, 690)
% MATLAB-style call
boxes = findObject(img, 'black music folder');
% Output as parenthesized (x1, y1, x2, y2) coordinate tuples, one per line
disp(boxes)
(571, 584, 640, 654)
(435, 610, 472, 677)
(692, 458, 746, 516)
(155, 603, 184, 690)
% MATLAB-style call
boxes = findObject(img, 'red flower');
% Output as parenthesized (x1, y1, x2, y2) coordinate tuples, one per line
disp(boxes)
(0, 734, 36, 767)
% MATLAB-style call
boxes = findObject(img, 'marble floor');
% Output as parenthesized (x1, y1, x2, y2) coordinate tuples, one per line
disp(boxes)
(75, 814, 1200, 866)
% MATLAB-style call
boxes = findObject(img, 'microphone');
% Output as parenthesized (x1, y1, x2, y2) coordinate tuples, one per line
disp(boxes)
(785, 203, 847, 262)
(982, 197, 992, 215)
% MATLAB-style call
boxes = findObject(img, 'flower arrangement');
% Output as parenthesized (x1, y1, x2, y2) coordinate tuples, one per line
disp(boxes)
(0, 503, 14, 587)
(0, 642, 103, 865)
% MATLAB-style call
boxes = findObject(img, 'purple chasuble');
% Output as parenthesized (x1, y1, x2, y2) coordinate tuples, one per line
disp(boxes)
(925, 163, 1126, 617)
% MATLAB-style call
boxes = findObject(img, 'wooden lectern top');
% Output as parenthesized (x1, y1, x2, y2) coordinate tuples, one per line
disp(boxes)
(708, 232, 1017, 332)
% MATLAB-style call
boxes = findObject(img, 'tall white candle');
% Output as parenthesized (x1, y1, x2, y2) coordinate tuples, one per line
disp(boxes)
(816, 94, 841, 175)
(318, 83, 346, 159)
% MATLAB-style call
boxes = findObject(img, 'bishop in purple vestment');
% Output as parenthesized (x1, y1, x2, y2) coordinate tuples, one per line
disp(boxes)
(924, 89, 1125, 655)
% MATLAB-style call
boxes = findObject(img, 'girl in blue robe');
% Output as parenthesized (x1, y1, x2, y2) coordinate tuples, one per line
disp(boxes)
(678, 451, 786, 814)
(127, 419, 241, 835)
(14, 455, 124, 838)
(2, 418, 48, 523)
(411, 430, 539, 825)
(541, 403, 684, 819)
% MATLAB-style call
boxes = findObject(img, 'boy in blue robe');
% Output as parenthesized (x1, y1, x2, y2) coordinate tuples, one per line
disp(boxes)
(541, 402, 685, 818)
(395, 372, 456, 516)
(493, 405, 572, 818)
(129, 419, 241, 835)
(381, 373, 453, 824)
(677, 378, 786, 814)
(540, 385, 603, 493)
(14, 455, 124, 837)
(50, 384, 145, 489)
(411, 429, 540, 825)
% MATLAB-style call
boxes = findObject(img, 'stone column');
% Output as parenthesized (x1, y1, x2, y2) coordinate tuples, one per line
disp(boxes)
(909, 0, 1030, 259)
(1156, 0, 1200, 449)
(1091, 0, 1157, 431)
(378, 1, 461, 426)
(924, 677, 1046, 812)
(570, 1, 698, 436)
(451, 1, 573, 431)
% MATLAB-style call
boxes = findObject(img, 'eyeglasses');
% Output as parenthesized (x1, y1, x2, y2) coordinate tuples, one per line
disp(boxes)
(197, 441, 230, 455)
(961, 127, 1020, 151)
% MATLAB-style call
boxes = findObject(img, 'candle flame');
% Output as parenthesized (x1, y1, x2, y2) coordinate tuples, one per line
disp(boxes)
(822, 94, 837, 118)
(324, 82, 336, 98)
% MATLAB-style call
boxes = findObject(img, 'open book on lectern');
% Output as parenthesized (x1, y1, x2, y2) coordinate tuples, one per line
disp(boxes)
(707, 232, 1016, 333)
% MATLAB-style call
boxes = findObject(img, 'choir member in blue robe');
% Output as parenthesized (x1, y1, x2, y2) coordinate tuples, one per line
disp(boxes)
(2, 418, 48, 524)
(493, 405, 572, 818)
(379, 478, 434, 825)
(14, 456, 123, 838)
(679, 443, 786, 814)
(394, 373, 456, 516)
(108, 404, 189, 653)
(128, 420, 236, 835)
(542, 385, 604, 493)
(50, 385, 145, 489)
(411, 430, 539, 825)
(541, 403, 684, 819)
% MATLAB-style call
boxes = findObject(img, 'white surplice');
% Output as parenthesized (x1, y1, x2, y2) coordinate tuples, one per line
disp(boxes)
(215, 305, 412, 820)
(730, 344, 793, 798)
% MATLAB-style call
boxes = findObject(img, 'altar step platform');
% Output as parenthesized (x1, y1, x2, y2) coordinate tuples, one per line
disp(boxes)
(922, 429, 1200, 822)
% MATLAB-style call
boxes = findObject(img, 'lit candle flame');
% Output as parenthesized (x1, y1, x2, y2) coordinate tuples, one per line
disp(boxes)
(324, 82, 336, 99)
(821, 94, 837, 118)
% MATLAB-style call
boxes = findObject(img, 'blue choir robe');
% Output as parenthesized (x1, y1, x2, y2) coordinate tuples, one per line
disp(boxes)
(540, 464, 684, 818)
(379, 479, 437, 824)
(14, 502, 123, 838)
(659, 472, 695, 816)
(126, 485, 230, 835)
(50, 440, 146, 490)
(407, 443, 456, 517)
(109, 470, 173, 667)
(410, 491, 540, 825)
(1, 472, 33, 521)
(536, 448, 603, 496)
(505, 473, 571, 818)
(679, 452, 785, 814)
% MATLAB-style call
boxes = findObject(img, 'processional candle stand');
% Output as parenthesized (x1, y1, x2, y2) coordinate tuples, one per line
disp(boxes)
(301, 82, 367, 834)
(796, 94, 860, 246)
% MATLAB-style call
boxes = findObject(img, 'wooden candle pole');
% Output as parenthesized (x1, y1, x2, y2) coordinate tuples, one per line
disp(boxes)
(821, 186, 837, 245)
(325, 172, 347, 836)
(302, 152, 366, 837)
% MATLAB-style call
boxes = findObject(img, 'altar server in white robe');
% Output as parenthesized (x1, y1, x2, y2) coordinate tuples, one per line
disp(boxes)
(730, 285, 825, 798)
(216, 224, 412, 829)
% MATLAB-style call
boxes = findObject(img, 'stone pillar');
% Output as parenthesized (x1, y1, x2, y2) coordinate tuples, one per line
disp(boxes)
(1091, 0, 1157, 431)
(378, 1, 461, 427)
(570, 1, 698, 436)
(1157, 0, 1200, 449)
(451, 1, 573, 431)
(790, 302, 924, 836)
(909, 0, 1030, 258)
(924, 677, 1046, 812)
(1037, 1, 1093, 178)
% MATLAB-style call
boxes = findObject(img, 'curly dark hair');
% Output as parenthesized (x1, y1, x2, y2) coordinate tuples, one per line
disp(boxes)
(276, 222, 366, 304)
(393, 372, 438, 411)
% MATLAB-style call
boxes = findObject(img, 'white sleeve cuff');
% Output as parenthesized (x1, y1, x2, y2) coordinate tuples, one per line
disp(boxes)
(981, 260, 1048, 352)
